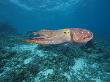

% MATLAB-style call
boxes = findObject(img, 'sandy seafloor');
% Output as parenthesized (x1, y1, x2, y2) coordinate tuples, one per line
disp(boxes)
(0, 26, 110, 82)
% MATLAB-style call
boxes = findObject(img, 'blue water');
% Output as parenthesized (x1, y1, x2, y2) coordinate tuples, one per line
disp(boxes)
(0, 0, 110, 82)
(0, 0, 110, 36)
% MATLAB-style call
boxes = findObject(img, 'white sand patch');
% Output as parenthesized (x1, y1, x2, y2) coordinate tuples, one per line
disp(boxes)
(12, 44, 48, 57)
(63, 73, 71, 80)
(12, 44, 38, 52)
(95, 79, 102, 82)
(39, 69, 53, 77)
(24, 57, 32, 64)
(34, 69, 53, 82)
(91, 63, 100, 69)
(34, 50, 46, 57)
(92, 78, 103, 82)
(72, 58, 87, 74)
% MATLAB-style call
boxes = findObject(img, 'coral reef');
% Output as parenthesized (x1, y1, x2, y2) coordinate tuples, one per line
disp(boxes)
(0, 30, 110, 82)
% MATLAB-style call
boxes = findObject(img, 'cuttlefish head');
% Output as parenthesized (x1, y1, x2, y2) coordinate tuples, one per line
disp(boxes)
(71, 28, 93, 43)
(60, 29, 71, 41)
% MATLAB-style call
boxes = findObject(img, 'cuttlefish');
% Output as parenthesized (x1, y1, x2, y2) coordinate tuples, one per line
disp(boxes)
(25, 28, 93, 45)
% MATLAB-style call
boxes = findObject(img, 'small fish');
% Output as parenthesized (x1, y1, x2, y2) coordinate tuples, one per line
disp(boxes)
(25, 28, 93, 45)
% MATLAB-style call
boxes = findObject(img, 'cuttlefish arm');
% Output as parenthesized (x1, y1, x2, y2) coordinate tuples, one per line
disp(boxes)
(25, 29, 71, 44)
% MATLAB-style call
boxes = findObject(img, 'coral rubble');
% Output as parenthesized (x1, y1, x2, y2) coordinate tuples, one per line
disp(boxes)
(0, 29, 110, 82)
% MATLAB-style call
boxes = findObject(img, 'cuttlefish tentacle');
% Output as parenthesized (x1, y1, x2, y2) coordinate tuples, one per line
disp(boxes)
(25, 37, 65, 44)
(25, 38, 57, 44)
(26, 29, 71, 44)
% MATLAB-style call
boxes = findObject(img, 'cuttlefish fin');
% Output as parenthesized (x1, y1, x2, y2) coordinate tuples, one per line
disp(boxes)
(32, 29, 52, 35)
(33, 30, 57, 39)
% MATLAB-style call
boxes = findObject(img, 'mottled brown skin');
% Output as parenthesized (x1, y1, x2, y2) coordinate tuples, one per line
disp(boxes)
(25, 28, 93, 45)
(70, 28, 93, 43)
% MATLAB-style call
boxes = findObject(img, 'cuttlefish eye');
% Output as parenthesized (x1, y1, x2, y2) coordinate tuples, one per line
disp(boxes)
(64, 31, 70, 34)
(63, 29, 70, 34)
(64, 32, 66, 34)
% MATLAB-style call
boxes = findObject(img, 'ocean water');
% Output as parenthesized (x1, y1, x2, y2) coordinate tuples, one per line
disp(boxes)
(0, 0, 110, 82)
